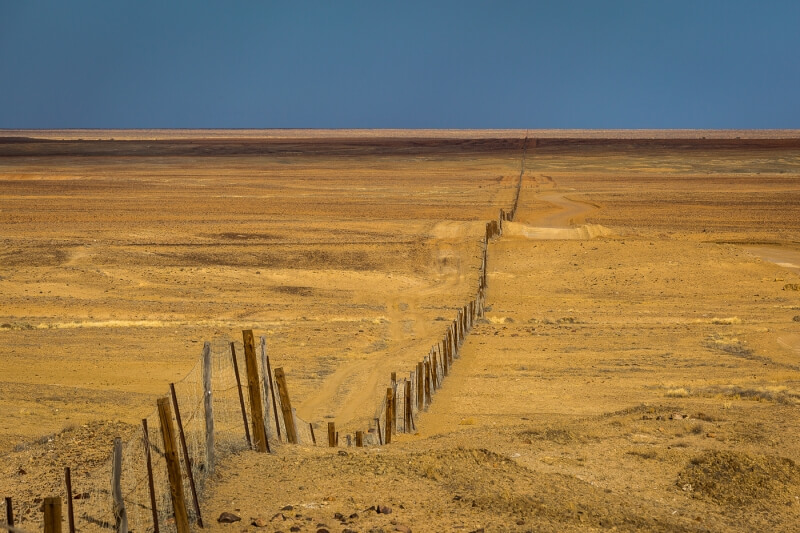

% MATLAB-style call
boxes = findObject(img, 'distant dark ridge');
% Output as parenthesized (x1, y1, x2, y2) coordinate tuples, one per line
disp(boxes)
(0, 136, 527, 157)
(0, 136, 41, 143)
(1, 135, 799, 157)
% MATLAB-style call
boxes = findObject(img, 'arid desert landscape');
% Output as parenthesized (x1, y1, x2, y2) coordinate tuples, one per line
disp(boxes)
(2, 130, 800, 532)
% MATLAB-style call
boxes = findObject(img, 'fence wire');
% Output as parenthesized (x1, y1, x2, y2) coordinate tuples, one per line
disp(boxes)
(11, 170, 522, 531)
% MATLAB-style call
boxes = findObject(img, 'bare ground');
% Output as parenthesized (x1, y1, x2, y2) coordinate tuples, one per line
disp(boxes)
(2, 132, 800, 531)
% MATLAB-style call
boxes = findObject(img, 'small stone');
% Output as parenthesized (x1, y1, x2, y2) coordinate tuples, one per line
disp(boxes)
(251, 517, 267, 527)
(316, 529, 330, 533)
(271, 512, 287, 522)
(281, 505, 294, 511)
(349, 513, 359, 519)
(338, 450, 348, 456)
(377, 505, 392, 514)
(395, 525, 412, 533)
(217, 512, 241, 523)
(368, 528, 386, 533)
(343, 530, 358, 533)
(334, 512, 345, 520)
(290, 527, 301, 532)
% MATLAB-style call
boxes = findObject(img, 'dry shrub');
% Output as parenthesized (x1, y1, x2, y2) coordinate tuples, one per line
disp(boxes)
(677, 450, 799, 506)
(711, 316, 741, 325)
(519, 427, 580, 444)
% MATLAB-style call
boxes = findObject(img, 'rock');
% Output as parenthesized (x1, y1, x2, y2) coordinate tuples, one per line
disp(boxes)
(377, 505, 392, 514)
(395, 525, 412, 532)
(271, 513, 288, 522)
(368, 528, 386, 533)
(217, 512, 241, 523)
(251, 517, 267, 527)
(334, 512, 345, 520)
(290, 527, 301, 532)
(316, 529, 330, 533)
(343, 530, 358, 533)
(338, 450, 348, 456)
(349, 512, 359, 519)
(281, 505, 294, 511)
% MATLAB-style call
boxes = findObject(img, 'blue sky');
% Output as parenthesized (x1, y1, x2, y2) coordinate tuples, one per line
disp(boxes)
(1, 1, 798, 128)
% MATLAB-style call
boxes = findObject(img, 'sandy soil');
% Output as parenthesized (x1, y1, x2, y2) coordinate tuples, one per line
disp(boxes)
(2, 133, 800, 531)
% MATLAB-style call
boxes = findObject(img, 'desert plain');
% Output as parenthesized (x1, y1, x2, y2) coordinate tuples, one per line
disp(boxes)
(1, 130, 800, 531)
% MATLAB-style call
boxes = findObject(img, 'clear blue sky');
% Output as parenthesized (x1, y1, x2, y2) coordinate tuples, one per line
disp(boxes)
(1, 1, 799, 129)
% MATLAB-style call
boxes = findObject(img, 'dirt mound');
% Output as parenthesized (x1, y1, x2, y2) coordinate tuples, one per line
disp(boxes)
(504, 222, 614, 240)
(677, 450, 800, 506)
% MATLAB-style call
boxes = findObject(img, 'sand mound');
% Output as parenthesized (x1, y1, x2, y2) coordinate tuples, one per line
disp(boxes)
(677, 450, 800, 506)
(503, 222, 614, 240)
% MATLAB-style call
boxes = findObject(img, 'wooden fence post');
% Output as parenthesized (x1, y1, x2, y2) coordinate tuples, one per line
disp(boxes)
(42, 497, 61, 533)
(424, 360, 432, 405)
(416, 362, 424, 410)
(274, 368, 298, 444)
(309, 422, 316, 445)
(111, 437, 128, 533)
(170, 384, 203, 527)
(266, 355, 282, 441)
(64, 467, 75, 533)
(230, 342, 252, 448)
(327, 422, 336, 447)
(375, 418, 383, 445)
(141, 419, 160, 533)
(404, 380, 412, 432)
(259, 336, 275, 443)
(202, 342, 215, 473)
(5, 497, 13, 528)
(385, 388, 393, 444)
(432, 352, 439, 389)
(242, 330, 269, 453)
(157, 398, 190, 533)
(355, 431, 363, 447)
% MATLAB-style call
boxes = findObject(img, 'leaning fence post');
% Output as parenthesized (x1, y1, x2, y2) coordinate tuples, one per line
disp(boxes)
(265, 355, 282, 442)
(42, 497, 62, 533)
(230, 342, 252, 448)
(157, 398, 190, 533)
(170, 384, 203, 527)
(274, 368, 298, 444)
(111, 437, 128, 533)
(64, 467, 75, 533)
(375, 418, 383, 445)
(202, 342, 215, 474)
(242, 330, 269, 453)
(259, 336, 274, 444)
(142, 419, 160, 533)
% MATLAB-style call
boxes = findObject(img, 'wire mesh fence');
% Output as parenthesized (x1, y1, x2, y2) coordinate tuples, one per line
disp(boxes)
(4, 172, 522, 532)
